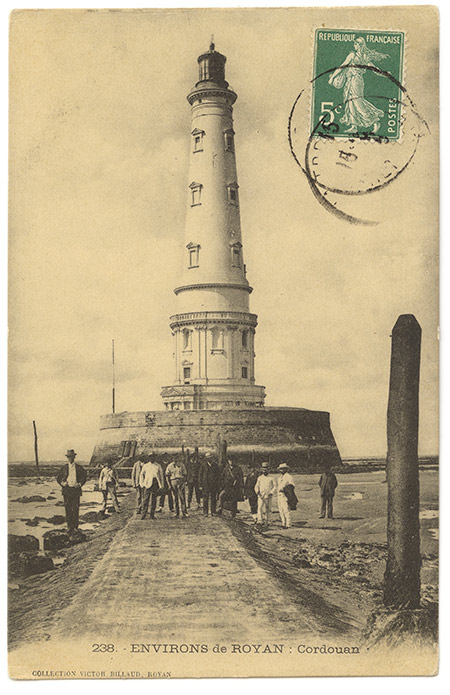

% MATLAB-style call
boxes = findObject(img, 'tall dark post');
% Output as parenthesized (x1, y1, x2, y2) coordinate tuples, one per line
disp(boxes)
(383, 314, 421, 609)
(112, 339, 115, 414)
(32, 420, 40, 476)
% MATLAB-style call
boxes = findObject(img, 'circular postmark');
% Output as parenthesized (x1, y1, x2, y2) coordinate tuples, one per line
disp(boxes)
(288, 64, 429, 225)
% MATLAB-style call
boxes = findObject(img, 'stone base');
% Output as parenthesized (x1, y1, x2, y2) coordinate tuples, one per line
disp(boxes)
(90, 406, 341, 470)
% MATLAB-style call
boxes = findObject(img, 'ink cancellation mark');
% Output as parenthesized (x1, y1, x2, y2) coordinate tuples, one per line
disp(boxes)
(288, 30, 429, 225)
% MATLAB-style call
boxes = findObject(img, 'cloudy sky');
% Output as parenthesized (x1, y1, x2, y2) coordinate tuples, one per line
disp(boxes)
(9, 7, 438, 461)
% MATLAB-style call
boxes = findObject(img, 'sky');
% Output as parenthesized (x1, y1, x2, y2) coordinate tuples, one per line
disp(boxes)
(8, 7, 439, 461)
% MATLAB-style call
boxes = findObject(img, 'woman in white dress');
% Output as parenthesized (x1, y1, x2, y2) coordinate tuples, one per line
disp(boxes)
(328, 37, 389, 133)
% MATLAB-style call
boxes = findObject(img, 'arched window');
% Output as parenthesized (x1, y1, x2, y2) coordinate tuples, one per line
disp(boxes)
(182, 329, 192, 351)
(241, 330, 248, 349)
(211, 326, 224, 352)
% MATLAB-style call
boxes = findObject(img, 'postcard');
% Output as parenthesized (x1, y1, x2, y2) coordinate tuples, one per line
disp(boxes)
(8, 6, 439, 678)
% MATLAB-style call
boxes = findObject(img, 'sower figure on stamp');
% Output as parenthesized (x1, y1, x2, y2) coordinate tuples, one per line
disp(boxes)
(166, 457, 188, 518)
(186, 448, 202, 510)
(244, 461, 260, 524)
(199, 450, 221, 517)
(277, 463, 297, 529)
(56, 449, 87, 535)
(217, 458, 244, 518)
(255, 462, 276, 528)
(328, 37, 389, 134)
(318, 463, 338, 519)
(140, 454, 164, 520)
(99, 460, 121, 514)
(131, 457, 144, 515)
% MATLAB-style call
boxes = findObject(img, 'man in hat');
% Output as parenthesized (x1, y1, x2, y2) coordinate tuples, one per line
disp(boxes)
(186, 447, 202, 510)
(198, 450, 221, 516)
(244, 460, 260, 524)
(217, 458, 244, 519)
(277, 463, 296, 529)
(139, 454, 164, 520)
(254, 462, 276, 527)
(98, 460, 121, 514)
(56, 449, 88, 535)
(166, 457, 188, 518)
(131, 457, 144, 515)
(156, 456, 175, 515)
(318, 464, 338, 519)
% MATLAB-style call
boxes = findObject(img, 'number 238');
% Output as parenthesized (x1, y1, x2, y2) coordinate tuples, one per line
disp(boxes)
(92, 643, 115, 652)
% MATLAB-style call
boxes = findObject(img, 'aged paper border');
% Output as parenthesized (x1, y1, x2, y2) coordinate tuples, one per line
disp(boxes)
(3, 0, 447, 688)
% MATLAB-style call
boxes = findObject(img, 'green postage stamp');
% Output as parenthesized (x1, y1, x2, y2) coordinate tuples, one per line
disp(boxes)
(311, 29, 405, 140)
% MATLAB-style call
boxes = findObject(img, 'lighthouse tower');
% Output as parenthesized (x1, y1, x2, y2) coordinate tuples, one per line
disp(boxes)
(91, 42, 341, 468)
(161, 43, 266, 411)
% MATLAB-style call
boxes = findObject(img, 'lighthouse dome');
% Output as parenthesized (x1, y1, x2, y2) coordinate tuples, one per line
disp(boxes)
(196, 42, 228, 87)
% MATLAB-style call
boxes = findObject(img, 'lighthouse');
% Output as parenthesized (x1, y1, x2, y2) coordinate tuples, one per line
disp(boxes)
(161, 43, 266, 411)
(91, 43, 341, 470)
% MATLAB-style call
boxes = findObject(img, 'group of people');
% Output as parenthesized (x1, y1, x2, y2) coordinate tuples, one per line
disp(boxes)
(56, 448, 338, 534)
(129, 452, 338, 529)
(130, 450, 240, 521)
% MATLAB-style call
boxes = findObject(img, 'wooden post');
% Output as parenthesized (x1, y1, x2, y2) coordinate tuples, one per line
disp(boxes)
(383, 314, 422, 609)
(252, 449, 256, 467)
(32, 420, 40, 476)
(112, 339, 115, 414)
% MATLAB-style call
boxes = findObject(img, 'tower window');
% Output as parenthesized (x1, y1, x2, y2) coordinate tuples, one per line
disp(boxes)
(227, 182, 239, 205)
(211, 326, 224, 352)
(230, 241, 242, 267)
(241, 367, 248, 379)
(241, 330, 248, 349)
(186, 242, 200, 268)
(189, 181, 203, 206)
(182, 329, 192, 351)
(192, 128, 205, 153)
(183, 367, 191, 383)
(224, 129, 235, 152)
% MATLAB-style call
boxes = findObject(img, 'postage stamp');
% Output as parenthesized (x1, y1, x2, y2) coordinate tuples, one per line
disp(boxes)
(311, 29, 405, 140)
